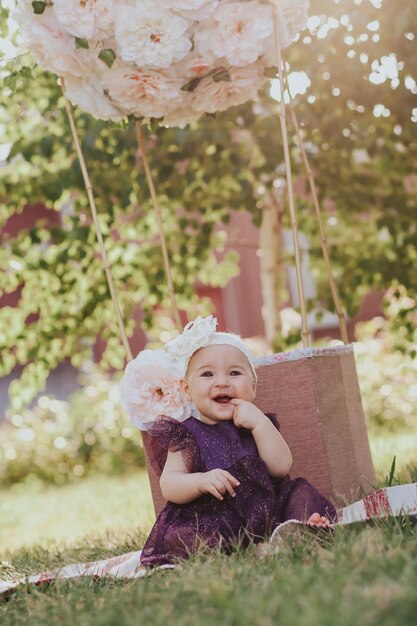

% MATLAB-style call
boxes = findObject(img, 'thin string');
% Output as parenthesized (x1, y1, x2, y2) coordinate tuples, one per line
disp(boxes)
(60, 77, 133, 361)
(288, 103, 349, 344)
(135, 122, 182, 332)
(273, 14, 310, 347)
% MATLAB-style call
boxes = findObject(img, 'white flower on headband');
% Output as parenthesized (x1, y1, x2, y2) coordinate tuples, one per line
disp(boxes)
(165, 314, 258, 379)
(119, 349, 191, 430)
(165, 315, 218, 362)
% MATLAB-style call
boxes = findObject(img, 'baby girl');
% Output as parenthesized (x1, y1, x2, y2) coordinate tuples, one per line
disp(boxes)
(140, 317, 336, 566)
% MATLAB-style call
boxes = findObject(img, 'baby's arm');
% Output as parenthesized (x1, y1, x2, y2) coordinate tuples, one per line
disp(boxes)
(160, 449, 240, 504)
(252, 416, 293, 478)
(230, 399, 293, 478)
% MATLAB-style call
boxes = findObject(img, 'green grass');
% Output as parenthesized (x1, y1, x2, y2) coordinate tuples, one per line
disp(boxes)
(369, 429, 417, 481)
(0, 471, 154, 554)
(0, 432, 416, 626)
(1, 520, 416, 626)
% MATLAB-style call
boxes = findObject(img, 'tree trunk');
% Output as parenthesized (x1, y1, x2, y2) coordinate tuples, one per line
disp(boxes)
(259, 193, 286, 344)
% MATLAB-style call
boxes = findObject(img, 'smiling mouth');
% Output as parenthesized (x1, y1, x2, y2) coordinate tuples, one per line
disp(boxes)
(213, 395, 233, 404)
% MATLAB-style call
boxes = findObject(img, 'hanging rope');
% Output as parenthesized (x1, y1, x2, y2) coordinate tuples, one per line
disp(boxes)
(60, 77, 133, 361)
(273, 15, 310, 348)
(61, 30, 347, 355)
(135, 123, 182, 332)
(288, 105, 349, 344)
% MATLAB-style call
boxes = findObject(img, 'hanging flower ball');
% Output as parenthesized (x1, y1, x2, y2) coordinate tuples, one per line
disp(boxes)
(14, 0, 309, 127)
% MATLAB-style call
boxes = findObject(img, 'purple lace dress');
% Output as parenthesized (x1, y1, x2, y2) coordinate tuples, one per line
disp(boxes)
(140, 415, 336, 566)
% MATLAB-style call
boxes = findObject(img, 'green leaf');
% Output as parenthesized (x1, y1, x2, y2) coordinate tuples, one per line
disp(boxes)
(75, 37, 89, 50)
(4, 71, 18, 90)
(4, 66, 33, 90)
(388, 455, 397, 487)
(264, 66, 278, 78)
(31, 1, 46, 14)
(211, 69, 232, 83)
(98, 48, 116, 68)
(19, 66, 33, 80)
(181, 77, 203, 92)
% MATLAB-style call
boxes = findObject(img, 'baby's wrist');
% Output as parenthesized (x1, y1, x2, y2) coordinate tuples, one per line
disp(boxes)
(251, 413, 269, 432)
(195, 472, 205, 494)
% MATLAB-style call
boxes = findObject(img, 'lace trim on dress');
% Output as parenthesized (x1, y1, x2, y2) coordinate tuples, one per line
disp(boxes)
(146, 416, 203, 474)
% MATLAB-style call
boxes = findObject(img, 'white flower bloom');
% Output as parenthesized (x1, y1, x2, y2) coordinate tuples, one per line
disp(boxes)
(119, 349, 191, 429)
(101, 62, 183, 119)
(53, 0, 114, 40)
(158, 0, 219, 21)
(64, 72, 125, 121)
(115, 1, 192, 69)
(164, 315, 257, 378)
(162, 104, 201, 128)
(165, 315, 218, 362)
(195, 1, 273, 66)
(15, 5, 84, 77)
(192, 62, 267, 113)
(267, 0, 310, 52)
(162, 54, 267, 126)
(270, 0, 309, 49)
(171, 50, 212, 75)
(13, 0, 309, 125)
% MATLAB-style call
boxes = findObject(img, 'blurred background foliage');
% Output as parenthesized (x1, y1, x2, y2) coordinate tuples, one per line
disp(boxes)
(0, 370, 145, 487)
(355, 292, 417, 432)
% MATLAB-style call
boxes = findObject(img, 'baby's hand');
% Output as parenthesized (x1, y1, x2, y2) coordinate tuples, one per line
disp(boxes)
(196, 469, 240, 501)
(230, 398, 267, 431)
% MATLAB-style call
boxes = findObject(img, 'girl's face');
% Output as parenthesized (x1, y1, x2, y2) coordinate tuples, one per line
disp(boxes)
(185, 344, 256, 425)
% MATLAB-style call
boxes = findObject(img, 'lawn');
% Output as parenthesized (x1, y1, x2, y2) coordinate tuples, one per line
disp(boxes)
(0, 471, 154, 554)
(0, 431, 416, 626)
(1, 516, 416, 626)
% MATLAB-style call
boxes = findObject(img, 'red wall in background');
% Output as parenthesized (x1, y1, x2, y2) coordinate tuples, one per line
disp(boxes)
(196, 211, 265, 338)
(1, 203, 61, 241)
(0, 204, 61, 310)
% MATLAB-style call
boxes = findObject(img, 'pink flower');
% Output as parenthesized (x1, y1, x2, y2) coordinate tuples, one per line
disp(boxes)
(269, 0, 310, 50)
(64, 72, 125, 121)
(195, 2, 274, 66)
(119, 349, 191, 430)
(14, 0, 310, 126)
(53, 0, 114, 40)
(161, 103, 201, 128)
(15, 4, 84, 77)
(114, 1, 192, 69)
(101, 62, 183, 119)
(158, 0, 219, 21)
(191, 62, 267, 113)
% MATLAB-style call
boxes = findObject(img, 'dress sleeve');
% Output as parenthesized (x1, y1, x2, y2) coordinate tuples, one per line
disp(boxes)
(265, 412, 281, 431)
(145, 418, 202, 474)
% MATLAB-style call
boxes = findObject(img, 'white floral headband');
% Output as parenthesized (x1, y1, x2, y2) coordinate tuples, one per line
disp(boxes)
(119, 315, 257, 430)
(165, 315, 257, 380)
